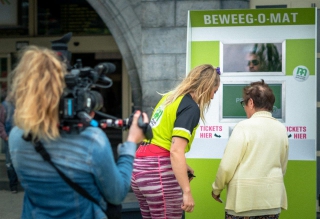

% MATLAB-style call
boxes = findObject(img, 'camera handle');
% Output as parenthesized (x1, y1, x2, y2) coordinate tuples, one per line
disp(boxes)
(92, 111, 153, 141)
(136, 112, 153, 140)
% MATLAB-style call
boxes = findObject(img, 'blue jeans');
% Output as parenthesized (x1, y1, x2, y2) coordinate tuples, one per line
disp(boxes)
(3, 140, 18, 191)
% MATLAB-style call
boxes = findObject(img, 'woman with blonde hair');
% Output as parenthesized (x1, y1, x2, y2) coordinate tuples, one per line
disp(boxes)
(131, 64, 221, 219)
(9, 45, 149, 219)
(12, 46, 66, 141)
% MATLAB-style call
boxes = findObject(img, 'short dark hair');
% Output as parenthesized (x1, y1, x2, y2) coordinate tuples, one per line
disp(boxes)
(242, 79, 275, 112)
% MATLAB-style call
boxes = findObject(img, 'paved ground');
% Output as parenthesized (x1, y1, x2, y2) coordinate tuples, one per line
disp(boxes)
(0, 150, 143, 219)
(0, 189, 24, 219)
(0, 151, 317, 219)
(0, 188, 319, 219)
(0, 189, 140, 219)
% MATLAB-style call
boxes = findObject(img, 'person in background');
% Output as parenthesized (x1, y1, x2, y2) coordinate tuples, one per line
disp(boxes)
(0, 92, 18, 193)
(246, 43, 281, 72)
(9, 45, 149, 219)
(246, 52, 266, 72)
(211, 80, 288, 219)
(131, 64, 221, 219)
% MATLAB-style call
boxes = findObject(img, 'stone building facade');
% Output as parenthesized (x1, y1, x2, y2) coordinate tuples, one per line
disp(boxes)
(87, 0, 249, 116)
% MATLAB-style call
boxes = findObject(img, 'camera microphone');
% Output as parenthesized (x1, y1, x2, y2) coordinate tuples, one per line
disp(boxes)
(94, 63, 115, 88)
(94, 62, 116, 74)
(99, 76, 113, 88)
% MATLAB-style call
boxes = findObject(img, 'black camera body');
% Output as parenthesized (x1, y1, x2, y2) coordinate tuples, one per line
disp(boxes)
(51, 33, 114, 128)
(52, 33, 153, 140)
(59, 60, 113, 127)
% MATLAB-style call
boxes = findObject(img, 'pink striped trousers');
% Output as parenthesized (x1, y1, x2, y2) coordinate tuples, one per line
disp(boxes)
(131, 156, 183, 219)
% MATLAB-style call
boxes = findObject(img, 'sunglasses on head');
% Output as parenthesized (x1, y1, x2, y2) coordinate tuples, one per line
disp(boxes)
(247, 59, 260, 66)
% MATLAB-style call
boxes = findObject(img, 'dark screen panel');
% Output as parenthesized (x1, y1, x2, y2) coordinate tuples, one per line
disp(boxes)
(37, 0, 110, 36)
(222, 83, 283, 119)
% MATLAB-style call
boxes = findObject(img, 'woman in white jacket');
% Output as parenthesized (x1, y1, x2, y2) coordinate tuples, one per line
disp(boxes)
(211, 79, 289, 219)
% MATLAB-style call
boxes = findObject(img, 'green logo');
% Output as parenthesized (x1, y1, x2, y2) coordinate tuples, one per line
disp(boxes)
(296, 67, 307, 76)
(150, 106, 164, 127)
(293, 65, 309, 82)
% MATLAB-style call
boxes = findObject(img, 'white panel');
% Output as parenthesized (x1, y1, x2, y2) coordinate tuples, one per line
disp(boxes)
(191, 25, 315, 42)
(186, 138, 316, 161)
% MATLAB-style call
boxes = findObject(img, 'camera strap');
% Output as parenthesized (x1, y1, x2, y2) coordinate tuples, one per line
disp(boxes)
(23, 134, 123, 219)
(23, 134, 101, 207)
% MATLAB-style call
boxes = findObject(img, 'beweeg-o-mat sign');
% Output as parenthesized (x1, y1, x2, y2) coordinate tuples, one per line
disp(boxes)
(185, 8, 316, 219)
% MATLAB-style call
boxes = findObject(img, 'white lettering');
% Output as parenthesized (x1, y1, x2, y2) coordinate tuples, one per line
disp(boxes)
(202, 12, 298, 25)
(291, 13, 298, 22)
(204, 15, 211, 24)
(246, 14, 253, 23)
(282, 13, 290, 23)
(258, 13, 266, 23)
(219, 14, 230, 24)
(270, 13, 281, 23)
(238, 14, 245, 24)
(212, 14, 218, 24)
(231, 14, 237, 23)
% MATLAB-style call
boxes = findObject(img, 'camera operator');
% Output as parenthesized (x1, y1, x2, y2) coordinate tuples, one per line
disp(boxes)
(8, 45, 148, 219)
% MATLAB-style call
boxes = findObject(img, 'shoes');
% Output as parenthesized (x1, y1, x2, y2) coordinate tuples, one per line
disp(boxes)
(10, 187, 18, 194)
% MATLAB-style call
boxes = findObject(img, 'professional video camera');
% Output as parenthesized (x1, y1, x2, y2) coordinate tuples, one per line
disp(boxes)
(51, 33, 152, 140)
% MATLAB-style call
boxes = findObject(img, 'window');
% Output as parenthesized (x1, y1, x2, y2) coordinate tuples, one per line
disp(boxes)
(0, 0, 29, 37)
(37, 0, 111, 36)
(256, 5, 287, 8)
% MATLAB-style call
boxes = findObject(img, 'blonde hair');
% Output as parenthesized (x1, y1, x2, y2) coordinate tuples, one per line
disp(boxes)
(11, 46, 67, 141)
(162, 64, 220, 122)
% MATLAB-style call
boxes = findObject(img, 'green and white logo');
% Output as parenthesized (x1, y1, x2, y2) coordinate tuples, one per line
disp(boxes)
(150, 105, 164, 127)
(293, 65, 309, 82)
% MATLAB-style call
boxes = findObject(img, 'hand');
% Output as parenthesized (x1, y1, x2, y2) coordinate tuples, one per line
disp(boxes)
(89, 111, 95, 118)
(181, 191, 195, 213)
(127, 111, 149, 144)
(211, 191, 223, 203)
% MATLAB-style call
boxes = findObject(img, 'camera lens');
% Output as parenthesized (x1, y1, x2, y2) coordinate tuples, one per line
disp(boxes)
(89, 90, 104, 111)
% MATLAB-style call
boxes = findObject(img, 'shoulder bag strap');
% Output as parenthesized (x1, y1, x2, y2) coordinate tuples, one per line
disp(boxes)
(23, 135, 123, 219)
(31, 137, 100, 206)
